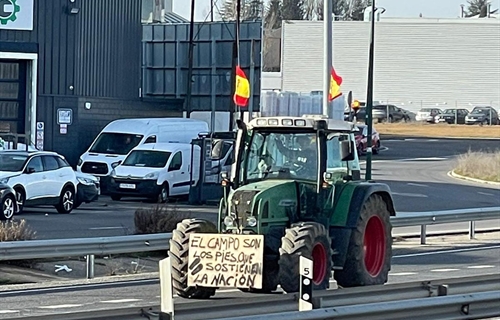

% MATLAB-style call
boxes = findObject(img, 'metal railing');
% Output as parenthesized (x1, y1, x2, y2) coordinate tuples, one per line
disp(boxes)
(393, 206, 500, 244)
(11, 274, 500, 320)
(0, 206, 499, 279)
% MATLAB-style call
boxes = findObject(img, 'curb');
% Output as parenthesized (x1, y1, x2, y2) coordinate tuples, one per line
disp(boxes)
(447, 170, 500, 186)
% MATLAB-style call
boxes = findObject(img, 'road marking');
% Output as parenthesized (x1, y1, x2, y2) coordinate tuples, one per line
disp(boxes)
(398, 157, 448, 161)
(389, 272, 417, 276)
(431, 269, 460, 272)
(101, 299, 142, 303)
(393, 245, 500, 259)
(407, 183, 428, 187)
(467, 265, 496, 269)
(477, 192, 495, 196)
(89, 227, 126, 230)
(391, 192, 428, 198)
(0, 310, 19, 314)
(39, 304, 83, 309)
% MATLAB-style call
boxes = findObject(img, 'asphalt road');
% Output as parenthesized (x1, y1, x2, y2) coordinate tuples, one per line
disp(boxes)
(10, 137, 500, 239)
(0, 234, 498, 319)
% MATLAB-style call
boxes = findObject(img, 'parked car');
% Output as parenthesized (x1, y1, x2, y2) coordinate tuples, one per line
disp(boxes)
(354, 125, 381, 155)
(0, 150, 79, 214)
(75, 172, 100, 209)
(415, 108, 442, 122)
(108, 142, 201, 202)
(435, 108, 469, 124)
(465, 106, 499, 125)
(0, 183, 17, 220)
(372, 104, 408, 123)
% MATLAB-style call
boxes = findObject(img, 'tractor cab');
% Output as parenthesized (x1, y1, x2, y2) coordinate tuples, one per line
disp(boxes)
(219, 116, 362, 234)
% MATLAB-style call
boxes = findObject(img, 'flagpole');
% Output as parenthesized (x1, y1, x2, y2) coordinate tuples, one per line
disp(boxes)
(365, 0, 376, 181)
(236, 0, 243, 122)
(323, 0, 333, 116)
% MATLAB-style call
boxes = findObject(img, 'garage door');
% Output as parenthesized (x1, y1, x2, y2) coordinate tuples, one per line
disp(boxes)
(0, 60, 27, 135)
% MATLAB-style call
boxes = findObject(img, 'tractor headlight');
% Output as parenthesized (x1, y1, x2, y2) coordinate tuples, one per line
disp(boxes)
(246, 216, 257, 227)
(224, 216, 235, 227)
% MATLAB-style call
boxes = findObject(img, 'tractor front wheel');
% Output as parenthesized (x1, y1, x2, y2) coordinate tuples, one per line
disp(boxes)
(169, 219, 218, 299)
(334, 194, 392, 287)
(278, 222, 332, 293)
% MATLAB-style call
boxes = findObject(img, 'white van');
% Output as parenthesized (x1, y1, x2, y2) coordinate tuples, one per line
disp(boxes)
(76, 118, 208, 178)
(106, 143, 200, 202)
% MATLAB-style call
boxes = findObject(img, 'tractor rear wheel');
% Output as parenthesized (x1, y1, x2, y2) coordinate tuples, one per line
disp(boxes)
(169, 219, 218, 299)
(334, 194, 392, 287)
(278, 222, 332, 293)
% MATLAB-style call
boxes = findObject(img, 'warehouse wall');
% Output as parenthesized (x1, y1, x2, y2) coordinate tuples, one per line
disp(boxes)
(281, 19, 500, 111)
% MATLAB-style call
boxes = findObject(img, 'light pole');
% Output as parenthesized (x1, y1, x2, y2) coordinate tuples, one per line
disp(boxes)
(365, 1, 376, 181)
(323, 0, 333, 116)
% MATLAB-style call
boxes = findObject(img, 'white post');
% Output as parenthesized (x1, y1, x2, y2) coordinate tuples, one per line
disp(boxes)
(159, 257, 175, 320)
(299, 256, 313, 311)
(323, 0, 333, 116)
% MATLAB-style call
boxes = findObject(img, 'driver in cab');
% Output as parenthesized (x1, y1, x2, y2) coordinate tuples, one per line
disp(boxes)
(274, 134, 318, 179)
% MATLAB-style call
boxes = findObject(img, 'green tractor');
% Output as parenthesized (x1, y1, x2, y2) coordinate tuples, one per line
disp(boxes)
(169, 115, 395, 298)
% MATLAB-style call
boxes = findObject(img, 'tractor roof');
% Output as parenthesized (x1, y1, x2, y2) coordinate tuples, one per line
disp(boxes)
(248, 116, 355, 132)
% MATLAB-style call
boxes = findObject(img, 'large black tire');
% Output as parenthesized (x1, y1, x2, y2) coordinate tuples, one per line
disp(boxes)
(334, 194, 392, 287)
(169, 219, 218, 299)
(239, 259, 279, 293)
(55, 186, 75, 214)
(278, 222, 332, 293)
(1, 194, 16, 220)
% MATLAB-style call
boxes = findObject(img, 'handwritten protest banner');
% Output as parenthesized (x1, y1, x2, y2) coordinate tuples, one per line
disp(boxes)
(187, 233, 264, 289)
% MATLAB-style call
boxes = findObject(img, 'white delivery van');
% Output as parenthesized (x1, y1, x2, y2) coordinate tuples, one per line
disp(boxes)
(106, 143, 201, 202)
(76, 118, 208, 178)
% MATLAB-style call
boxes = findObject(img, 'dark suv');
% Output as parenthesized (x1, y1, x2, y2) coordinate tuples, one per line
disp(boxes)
(465, 106, 499, 125)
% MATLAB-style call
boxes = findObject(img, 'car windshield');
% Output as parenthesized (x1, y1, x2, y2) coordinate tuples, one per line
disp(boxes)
(0, 153, 29, 172)
(243, 131, 318, 183)
(122, 150, 171, 168)
(373, 105, 386, 110)
(420, 108, 434, 112)
(443, 109, 456, 114)
(471, 108, 489, 114)
(89, 133, 143, 155)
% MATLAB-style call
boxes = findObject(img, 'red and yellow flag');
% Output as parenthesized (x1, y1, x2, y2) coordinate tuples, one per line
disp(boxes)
(328, 67, 343, 101)
(233, 65, 250, 107)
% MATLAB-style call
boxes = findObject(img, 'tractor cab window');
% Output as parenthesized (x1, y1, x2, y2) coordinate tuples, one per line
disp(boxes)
(325, 133, 354, 180)
(244, 131, 318, 183)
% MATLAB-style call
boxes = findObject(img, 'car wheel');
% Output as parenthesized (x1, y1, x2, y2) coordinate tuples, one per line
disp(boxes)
(14, 187, 25, 214)
(157, 184, 169, 203)
(1, 195, 16, 220)
(56, 187, 75, 214)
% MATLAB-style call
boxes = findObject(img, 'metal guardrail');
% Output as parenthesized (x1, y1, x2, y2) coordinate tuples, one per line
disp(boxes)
(219, 291, 500, 320)
(0, 207, 499, 278)
(394, 206, 500, 244)
(10, 274, 500, 320)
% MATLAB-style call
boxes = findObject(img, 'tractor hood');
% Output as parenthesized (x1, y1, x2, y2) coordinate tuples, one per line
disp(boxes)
(224, 180, 300, 231)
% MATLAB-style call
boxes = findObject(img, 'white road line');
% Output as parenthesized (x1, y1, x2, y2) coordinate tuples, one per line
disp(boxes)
(391, 192, 428, 198)
(431, 269, 460, 272)
(38, 304, 83, 309)
(100, 299, 142, 304)
(477, 192, 495, 196)
(407, 183, 428, 187)
(393, 245, 500, 259)
(0, 310, 19, 314)
(389, 272, 417, 276)
(467, 265, 496, 269)
(89, 227, 126, 230)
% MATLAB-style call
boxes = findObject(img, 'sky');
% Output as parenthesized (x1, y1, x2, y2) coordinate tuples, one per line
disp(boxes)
(172, 0, 500, 21)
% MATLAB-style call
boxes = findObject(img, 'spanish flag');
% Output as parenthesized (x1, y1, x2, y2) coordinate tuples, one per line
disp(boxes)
(233, 65, 250, 107)
(328, 67, 343, 101)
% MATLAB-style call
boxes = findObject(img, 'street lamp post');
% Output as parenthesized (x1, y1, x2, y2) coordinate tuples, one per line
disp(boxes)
(323, 0, 333, 116)
(365, 0, 376, 181)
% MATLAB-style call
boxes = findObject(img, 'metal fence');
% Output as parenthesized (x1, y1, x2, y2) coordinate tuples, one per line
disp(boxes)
(0, 206, 499, 279)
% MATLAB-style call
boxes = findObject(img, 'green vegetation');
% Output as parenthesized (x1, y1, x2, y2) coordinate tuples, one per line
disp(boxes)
(455, 150, 500, 183)
(134, 205, 193, 235)
(0, 219, 36, 242)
